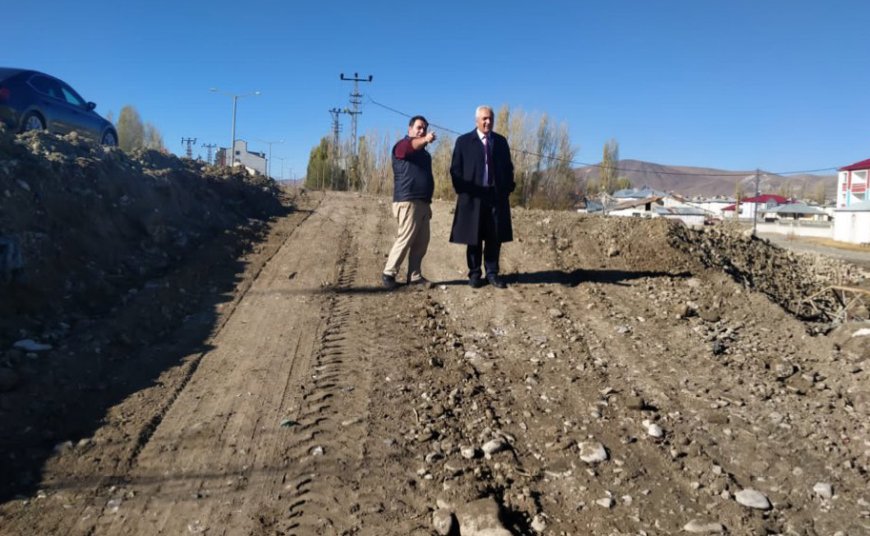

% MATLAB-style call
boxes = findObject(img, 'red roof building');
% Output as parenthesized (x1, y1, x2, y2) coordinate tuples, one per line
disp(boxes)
(837, 158, 868, 208)
(721, 194, 792, 212)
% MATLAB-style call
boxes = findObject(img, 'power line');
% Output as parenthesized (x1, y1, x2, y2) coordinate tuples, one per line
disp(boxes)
(367, 96, 837, 178)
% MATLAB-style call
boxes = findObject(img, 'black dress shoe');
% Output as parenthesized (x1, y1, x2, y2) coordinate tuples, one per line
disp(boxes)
(409, 277, 433, 288)
(382, 273, 398, 290)
(469, 276, 484, 289)
(487, 275, 507, 289)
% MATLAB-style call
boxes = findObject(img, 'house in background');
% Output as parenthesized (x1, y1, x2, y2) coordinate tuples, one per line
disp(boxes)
(834, 158, 870, 244)
(605, 195, 708, 227)
(837, 158, 868, 208)
(695, 197, 736, 218)
(720, 194, 791, 219)
(762, 203, 830, 222)
(215, 140, 266, 176)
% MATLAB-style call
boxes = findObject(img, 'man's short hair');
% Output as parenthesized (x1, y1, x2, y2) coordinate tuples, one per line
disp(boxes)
(409, 115, 428, 127)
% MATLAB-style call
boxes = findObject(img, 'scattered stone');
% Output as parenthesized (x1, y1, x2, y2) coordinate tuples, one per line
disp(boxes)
(813, 482, 833, 500)
(735, 489, 771, 510)
(460, 446, 477, 459)
(531, 514, 547, 533)
(432, 509, 455, 536)
(455, 496, 512, 536)
(643, 419, 664, 439)
(547, 308, 564, 319)
(482, 438, 508, 456)
(683, 519, 725, 533)
(578, 441, 608, 463)
(595, 497, 614, 508)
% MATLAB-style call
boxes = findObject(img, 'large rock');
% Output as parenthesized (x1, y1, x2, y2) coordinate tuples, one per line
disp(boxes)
(455, 496, 512, 536)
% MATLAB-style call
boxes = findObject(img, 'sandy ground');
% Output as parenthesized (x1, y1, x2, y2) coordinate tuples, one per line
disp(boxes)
(1, 191, 868, 536)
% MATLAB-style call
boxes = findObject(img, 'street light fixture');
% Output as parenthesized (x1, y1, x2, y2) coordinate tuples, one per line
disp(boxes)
(256, 138, 284, 179)
(210, 87, 261, 167)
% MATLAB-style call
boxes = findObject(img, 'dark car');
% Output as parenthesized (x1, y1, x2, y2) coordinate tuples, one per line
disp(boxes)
(0, 68, 117, 146)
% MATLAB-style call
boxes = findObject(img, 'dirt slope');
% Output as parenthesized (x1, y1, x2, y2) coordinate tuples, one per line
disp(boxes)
(1, 154, 868, 535)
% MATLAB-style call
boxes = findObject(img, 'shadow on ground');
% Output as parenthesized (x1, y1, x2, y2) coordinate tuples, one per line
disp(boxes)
(0, 208, 292, 503)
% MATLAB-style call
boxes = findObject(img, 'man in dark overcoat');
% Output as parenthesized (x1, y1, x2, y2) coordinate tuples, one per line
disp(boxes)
(449, 105, 515, 289)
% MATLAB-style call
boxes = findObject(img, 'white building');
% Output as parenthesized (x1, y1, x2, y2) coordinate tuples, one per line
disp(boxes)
(216, 140, 266, 175)
(833, 158, 870, 244)
(833, 200, 870, 244)
(837, 158, 868, 208)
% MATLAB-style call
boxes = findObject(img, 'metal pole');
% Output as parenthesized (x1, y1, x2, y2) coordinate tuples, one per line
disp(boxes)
(753, 169, 760, 236)
(230, 95, 238, 167)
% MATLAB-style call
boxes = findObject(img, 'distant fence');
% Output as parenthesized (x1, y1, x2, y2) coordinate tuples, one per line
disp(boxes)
(751, 220, 833, 239)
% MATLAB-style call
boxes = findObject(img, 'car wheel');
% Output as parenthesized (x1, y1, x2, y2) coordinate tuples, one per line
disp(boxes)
(101, 130, 118, 146)
(21, 112, 45, 132)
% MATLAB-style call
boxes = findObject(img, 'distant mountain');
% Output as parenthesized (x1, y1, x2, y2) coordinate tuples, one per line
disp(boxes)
(574, 159, 837, 199)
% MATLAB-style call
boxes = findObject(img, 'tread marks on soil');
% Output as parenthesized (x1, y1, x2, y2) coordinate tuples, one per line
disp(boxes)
(277, 222, 373, 536)
(123, 202, 321, 472)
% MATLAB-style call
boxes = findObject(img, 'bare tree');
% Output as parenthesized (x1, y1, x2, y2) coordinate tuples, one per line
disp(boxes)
(116, 105, 144, 152)
(143, 122, 164, 150)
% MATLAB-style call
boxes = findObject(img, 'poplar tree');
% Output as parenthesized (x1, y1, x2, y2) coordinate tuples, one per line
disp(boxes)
(116, 105, 144, 152)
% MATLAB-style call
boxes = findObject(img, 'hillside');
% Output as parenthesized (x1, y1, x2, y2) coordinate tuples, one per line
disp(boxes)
(576, 159, 837, 198)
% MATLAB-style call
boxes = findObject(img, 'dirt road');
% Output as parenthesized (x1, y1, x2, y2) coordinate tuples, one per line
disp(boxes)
(1, 192, 868, 535)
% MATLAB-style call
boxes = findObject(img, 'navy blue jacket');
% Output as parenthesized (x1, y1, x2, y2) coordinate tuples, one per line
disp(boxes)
(392, 137, 434, 203)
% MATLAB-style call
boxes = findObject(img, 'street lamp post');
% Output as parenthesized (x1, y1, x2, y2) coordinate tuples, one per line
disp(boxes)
(210, 88, 260, 167)
(275, 157, 286, 180)
(256, 138, 283, 178)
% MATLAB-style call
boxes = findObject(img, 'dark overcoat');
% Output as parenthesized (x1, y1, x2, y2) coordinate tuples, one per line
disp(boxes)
(448, 130, 515, 245)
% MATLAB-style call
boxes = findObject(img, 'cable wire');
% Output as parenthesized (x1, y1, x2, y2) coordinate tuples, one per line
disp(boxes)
(367, 96, 837, 178)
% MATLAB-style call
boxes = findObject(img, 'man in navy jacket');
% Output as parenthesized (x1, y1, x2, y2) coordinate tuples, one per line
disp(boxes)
(449, 106, 515, 289)
(382, 115, 436, 290)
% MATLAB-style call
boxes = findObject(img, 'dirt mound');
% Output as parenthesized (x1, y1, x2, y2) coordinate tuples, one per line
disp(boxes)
(510, 210, 866, 328)
(0, 128, 286, 344)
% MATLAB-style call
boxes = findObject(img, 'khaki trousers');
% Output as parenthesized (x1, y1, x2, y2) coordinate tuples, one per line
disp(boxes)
(383, 200, 431, 281)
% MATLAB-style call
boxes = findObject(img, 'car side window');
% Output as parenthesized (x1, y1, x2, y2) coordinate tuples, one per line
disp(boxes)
(29, 75, 61, 99)
(59, 84, 85, 107)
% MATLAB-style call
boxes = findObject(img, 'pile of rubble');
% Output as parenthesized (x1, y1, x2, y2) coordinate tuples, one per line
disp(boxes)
(667, 223, 866, 326)
(0, 127, 286, 347)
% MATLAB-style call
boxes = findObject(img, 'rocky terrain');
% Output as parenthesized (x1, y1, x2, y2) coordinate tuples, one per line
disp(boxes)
(0, 129, 868, 535)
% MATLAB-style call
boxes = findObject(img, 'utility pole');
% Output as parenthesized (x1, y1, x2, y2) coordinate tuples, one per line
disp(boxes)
(328, 107, 348, 190)
(181, 137, 197, 159)
(201, 143, 217, 165)
(339, 72, 372, 157)
(256, 139, 283, 178)
(753, 169, 760, 236)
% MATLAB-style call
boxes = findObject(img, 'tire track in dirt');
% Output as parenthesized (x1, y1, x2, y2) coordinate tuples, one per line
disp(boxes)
(274, 222, 370, 535)
(57, 194, 363, 536)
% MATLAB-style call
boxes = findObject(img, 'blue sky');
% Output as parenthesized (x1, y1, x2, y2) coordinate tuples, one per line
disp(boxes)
(8, 0, 869, 178)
